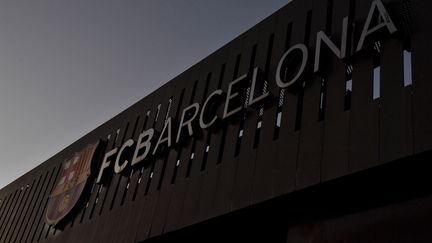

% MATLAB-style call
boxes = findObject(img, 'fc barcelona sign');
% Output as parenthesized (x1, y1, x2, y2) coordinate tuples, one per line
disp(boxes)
(95, 0, 398, 184)
(45, 141, 99, 226)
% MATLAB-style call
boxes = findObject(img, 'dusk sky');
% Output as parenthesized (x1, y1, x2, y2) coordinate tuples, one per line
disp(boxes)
(0, 0, 289, 188)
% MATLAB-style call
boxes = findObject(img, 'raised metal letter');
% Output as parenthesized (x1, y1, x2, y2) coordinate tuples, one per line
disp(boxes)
(314, 17, 348, 72)
(153, 117, 172, 155)
(356, 0, 397, 52)
(114, 139, 134, 173)
(176, 103, 200, 144)
(276, 44, 309, 89)
(223, 74, 248, 119)
(96, 147, 118, 184)
(200, 89, 223, 129)
(131, 128, 154, 166)
(248, 67, 270, 107)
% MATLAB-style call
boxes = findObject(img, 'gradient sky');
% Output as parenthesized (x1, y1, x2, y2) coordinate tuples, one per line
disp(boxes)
(0, 0, 290, 188)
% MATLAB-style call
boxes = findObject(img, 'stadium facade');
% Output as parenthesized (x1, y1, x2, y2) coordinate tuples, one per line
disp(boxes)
(1, 0, 431, 242)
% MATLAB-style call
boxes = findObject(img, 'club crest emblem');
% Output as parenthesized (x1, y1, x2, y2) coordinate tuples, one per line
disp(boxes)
(45, 141, 99, 226)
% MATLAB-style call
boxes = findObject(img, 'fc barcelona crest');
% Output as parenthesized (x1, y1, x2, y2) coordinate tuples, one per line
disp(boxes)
(46, 141, 100, 226)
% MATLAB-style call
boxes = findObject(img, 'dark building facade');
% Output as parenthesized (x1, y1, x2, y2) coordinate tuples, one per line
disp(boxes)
(1, 0, 431, 242)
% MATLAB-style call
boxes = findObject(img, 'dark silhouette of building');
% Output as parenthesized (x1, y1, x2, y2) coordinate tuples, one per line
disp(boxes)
(1, 0, 431, 242)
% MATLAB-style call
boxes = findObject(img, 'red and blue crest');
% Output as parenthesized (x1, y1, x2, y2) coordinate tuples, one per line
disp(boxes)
(45, 141, 99, 226)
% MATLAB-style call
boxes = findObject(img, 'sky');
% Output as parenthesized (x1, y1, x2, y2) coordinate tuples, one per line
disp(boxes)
(0, 0, 290, 189)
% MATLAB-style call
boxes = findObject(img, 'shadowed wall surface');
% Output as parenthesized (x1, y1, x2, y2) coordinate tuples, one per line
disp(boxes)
(1, 0, 431, 242)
